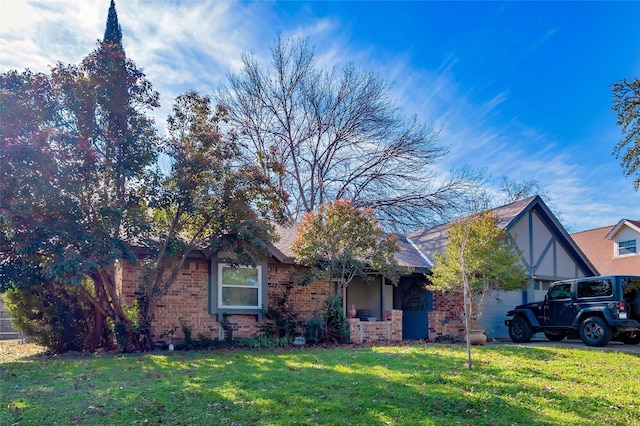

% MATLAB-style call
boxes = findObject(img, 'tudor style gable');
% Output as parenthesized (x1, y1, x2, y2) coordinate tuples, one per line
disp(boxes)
(502, 196, 595, 283)
(407, 195, 597, 338)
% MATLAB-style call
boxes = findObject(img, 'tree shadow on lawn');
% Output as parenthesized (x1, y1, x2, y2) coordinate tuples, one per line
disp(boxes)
(3, 345, 620, 425)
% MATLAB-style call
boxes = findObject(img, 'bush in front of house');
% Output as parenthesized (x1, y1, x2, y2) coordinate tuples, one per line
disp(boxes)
(3, 284, 96, 353)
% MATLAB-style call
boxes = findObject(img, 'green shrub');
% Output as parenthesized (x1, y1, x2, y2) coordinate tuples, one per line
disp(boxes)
(261, 284, 303, 338)
(235, 335, 292, 349)
(324, 295, 350, 343)
(304, 296, 351, 345)
(3, 283, 95, 353)
(305, 316, 324, 344)
(170, 320, 230, 350)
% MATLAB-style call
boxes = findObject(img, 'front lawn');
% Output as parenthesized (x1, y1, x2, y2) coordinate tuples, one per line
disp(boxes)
(1, 341, 638, 425)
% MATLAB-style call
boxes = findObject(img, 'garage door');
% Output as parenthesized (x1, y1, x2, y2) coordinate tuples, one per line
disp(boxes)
(478, 290, 526, 339)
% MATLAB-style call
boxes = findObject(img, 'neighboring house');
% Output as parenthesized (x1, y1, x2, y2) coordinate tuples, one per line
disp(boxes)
(406, 195, 597, 339)
(571, 219, 640, 275)
(116, 195, 596, 343)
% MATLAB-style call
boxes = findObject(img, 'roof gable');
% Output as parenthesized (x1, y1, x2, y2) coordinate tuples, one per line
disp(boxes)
(268, 196, 598, 275)
(605, 218, 640, 240)
(405, 196, 540, 262)
(270, 223, 299, 263)
(406, 195, 597, 276)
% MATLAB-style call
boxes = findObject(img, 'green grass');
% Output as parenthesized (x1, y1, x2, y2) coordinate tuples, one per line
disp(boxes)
(1, 341, 638, 425)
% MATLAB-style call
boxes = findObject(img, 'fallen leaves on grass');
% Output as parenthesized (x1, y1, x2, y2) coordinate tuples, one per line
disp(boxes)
(0, 341, 48, 363)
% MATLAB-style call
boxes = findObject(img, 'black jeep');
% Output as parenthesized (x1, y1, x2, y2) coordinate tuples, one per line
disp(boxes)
(505, 275, 640, 347)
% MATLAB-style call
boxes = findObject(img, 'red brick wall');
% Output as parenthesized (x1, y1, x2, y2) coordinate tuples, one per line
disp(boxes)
(385, 309, 403, 341)
(117, 259, 219, 341)
(348, 310, 402, 343)
(116, 260, 142, 303)
(267, 265, 331, 322)
(117, 260, 468, 342)
(116, 260, 332, 342)
(225, 265, 331, 339)
(428, 291, 467, 338)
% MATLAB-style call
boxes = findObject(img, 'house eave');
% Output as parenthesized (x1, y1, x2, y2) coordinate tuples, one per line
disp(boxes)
(605, 219, 640, 240)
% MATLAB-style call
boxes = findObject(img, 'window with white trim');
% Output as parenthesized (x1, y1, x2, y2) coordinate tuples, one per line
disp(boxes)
(618, 239, 637, 256)
(218, 264, 262, 308)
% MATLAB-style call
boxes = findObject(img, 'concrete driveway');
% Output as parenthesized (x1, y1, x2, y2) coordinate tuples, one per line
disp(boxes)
(498, 338, 640, 355)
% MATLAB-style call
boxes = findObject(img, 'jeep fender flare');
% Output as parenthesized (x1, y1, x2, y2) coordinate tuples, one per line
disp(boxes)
(571, 308, 614, 328)
(507, 309, 541, 328)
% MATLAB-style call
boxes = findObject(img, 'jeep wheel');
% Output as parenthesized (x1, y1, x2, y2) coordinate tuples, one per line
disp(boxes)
(508, 317, 533, 343)
(619, 332, 640, 345)
(544, 332, 566, 342)
(578, 316, 612, 347)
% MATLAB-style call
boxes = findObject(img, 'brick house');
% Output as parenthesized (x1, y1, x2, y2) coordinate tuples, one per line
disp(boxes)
(116, 195, 595, 343)
(116, 227, 412, 344)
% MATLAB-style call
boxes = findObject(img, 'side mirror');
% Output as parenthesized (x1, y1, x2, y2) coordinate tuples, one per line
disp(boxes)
(544, 294, 549, 303)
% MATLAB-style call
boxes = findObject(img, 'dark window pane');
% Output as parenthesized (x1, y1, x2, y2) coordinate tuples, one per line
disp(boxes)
(619, 240, 637, 255)
(577, 280, 612, 298)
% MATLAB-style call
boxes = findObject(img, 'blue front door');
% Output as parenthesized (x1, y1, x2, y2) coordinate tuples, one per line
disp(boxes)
(398, 277, 432, 340)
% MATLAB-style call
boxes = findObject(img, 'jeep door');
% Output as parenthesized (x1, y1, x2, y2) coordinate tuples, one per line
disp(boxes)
(543, 283, 576, 328)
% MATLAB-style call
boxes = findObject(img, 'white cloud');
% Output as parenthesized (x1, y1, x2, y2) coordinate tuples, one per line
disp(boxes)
(2, 0, 638, 232)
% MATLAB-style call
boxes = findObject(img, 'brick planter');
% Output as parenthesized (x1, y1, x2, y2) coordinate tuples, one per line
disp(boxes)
(348, 310, 402, 343)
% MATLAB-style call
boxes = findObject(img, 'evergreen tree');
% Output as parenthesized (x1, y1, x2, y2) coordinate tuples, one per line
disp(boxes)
(612, 78, 640, 190)
(1, 0, 159, 351)
(1, 1, 284, 353)
(103, 0, 123, 45)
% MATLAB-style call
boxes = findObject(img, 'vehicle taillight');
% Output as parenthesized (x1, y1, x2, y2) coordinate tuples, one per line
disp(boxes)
(618, 301, 628, 319)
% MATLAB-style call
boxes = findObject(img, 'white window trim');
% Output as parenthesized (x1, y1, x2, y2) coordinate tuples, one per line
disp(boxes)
(617, 239, 637, 257)
(217, 263, 262, 309)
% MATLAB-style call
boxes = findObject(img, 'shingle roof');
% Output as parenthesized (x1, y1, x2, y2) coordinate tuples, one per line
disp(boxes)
(404, 222, 450, 266)
(406, 195, 597, 275)
(394, 234, 433, 271)
(572, 222, 640, 275)
(270, 223, 299, 262)
(269, 195, 597, 275)
(270, 223, 433, 271)
(490, 196, 538, 230)
(405, 196, 539, 263)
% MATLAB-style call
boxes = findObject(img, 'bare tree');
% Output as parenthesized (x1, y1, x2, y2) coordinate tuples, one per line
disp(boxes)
(218, 35, 481, 232)
(498, 177, 548, 204)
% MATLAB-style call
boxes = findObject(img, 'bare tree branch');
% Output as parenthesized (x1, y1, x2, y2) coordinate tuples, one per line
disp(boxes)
(219, 35, 483, 232)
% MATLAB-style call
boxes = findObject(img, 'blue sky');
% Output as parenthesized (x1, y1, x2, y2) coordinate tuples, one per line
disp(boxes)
(1, 1, 639, 232)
